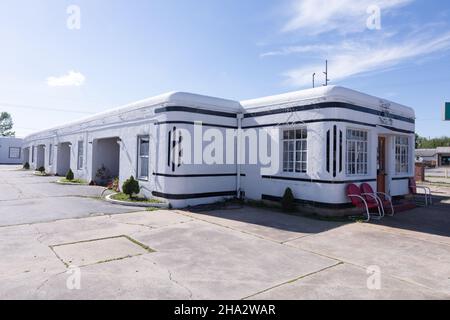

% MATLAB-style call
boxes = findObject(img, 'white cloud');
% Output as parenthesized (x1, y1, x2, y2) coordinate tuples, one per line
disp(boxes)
(283, 32, 450, 87)
(47, 71, 85, 87)
(260, 44, 336, 58)
(283, 0, 413, 35)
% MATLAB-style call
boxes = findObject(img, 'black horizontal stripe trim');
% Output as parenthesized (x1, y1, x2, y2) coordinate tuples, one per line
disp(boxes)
(262, 194, 353, 209)
(153, 173, 245, 178)
(155, 106, 237, 118)
(152, 190, 236, 200)
(155, 121, 237, 129)
(242, 118, 377, 129)
(379, 125, 415, 134)
(262, 175, 376, 184)
(244, 102, 415, 124)
(392, 177, 413, 181)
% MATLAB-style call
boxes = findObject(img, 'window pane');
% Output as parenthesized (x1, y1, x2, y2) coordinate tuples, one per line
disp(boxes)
(283, 128, 307, 174)
(140, 138, 149, 156)
(346, 130, 368, 175)
(140, 157, 149, 178)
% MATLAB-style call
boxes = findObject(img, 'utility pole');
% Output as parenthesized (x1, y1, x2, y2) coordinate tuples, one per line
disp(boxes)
(312, 73, 316, 88)
(323, 60, 330, 86)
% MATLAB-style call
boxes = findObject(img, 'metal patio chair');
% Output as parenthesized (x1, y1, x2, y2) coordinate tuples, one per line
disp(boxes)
(409, 178, 433, 206)
(360, 183, 395, 217)
(347, 184, 383, 222)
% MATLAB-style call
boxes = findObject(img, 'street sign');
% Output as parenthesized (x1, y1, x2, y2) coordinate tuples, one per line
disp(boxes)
(445, 102, 450, 121)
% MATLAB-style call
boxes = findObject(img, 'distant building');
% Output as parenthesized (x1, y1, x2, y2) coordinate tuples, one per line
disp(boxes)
(416, 147, 450, 167)
(0, 137, 23, 164)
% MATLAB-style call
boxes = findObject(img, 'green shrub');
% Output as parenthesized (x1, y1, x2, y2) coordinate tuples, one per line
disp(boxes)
(281, 188, 296, 212)
(66, 169, 74, 181)
(38, 166, 45, 174)
(122, 176, 140, 198)
(23, 162, 30, 170)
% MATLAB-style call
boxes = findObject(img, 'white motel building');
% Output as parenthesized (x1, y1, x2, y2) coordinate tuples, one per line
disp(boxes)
(22, 86, 416, 209)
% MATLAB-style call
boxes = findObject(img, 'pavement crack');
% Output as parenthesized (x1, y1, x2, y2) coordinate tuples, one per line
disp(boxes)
(242, 262, 343, 300)
(35, 270, 66, 295)
(166, 268, 193, 300)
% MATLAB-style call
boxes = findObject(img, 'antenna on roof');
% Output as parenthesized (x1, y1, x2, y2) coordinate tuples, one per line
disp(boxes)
(323, 60, 330, 86)
(312, 73, 316, 88)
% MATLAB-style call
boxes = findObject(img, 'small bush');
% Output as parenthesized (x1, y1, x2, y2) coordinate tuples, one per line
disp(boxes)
(281, 188, 296, 212)
(38, 166, 46, 174)
(66, 169, 74, 181)
(23, 162, 30, 170)
(122, 176, 140, 198)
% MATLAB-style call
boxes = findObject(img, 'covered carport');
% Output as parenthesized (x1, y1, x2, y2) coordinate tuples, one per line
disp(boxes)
(56, 142, 71, 176)
(91, 137, 120, 185)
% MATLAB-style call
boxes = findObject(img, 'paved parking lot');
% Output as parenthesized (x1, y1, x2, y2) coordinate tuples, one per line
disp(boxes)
(0, 165, 449, 299)
(0, 166, 137, 226)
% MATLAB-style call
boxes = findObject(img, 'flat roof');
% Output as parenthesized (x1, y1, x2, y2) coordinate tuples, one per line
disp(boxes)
(241, 86, 415, 119)
(25, 91, 242, 139)
(25, 86, 415, 140)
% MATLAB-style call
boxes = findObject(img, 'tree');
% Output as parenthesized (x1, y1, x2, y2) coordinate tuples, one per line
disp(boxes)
(281, 187, 296, 212)
(0, 112, 15, 137)
(416, 135, 450, 149)
(66, 169, 74, 181)
(122, 176, 140, 198)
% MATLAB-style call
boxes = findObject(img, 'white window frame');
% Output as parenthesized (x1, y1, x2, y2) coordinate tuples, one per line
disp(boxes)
(137, 136, 150, 181)
(9, 147, 21, 159)
(77, 141, 84, 170)
(395, 136, 410, 174)
(346, 129, 369, 176)
(282, 128, 308, 174)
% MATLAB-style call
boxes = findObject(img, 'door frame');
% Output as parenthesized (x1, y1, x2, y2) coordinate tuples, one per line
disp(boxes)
(377, 136, 387, 193)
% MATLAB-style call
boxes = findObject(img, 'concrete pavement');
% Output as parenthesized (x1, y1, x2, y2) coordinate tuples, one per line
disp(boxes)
(0, 166, 138, 226)
(0, 165, 449, 299)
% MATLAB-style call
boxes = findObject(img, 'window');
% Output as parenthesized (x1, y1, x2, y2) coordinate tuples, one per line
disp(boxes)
(395, 136, 410, 174)
(9, 147, 21, 159)
(137, 136, 150, 180)
(49, 144, 53, 166)
(77, 141, 84, 170)
(32, 146, 35, 163)
(346, 129, 368, 175)
(283, 128, 307, 173)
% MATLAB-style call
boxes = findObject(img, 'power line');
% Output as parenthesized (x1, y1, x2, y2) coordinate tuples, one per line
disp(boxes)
(0, 102, 95, 115)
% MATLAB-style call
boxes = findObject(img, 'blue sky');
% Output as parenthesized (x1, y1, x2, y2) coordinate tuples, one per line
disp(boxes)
(0, 0, 449, 138)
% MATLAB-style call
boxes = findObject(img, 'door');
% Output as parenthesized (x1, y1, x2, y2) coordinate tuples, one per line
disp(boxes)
(377, 137, 387, 193)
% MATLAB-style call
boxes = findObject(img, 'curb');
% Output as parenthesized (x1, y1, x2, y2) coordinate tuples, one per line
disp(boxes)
(55, 180, 89, 186)
(105, 193, 169, 209)
(33, 172, 49, 177)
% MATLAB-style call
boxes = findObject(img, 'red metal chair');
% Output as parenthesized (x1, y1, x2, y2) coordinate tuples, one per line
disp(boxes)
(360, 183, 394, 217)
(347, 184, 382, 222)
(409, 178, 432, 206)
